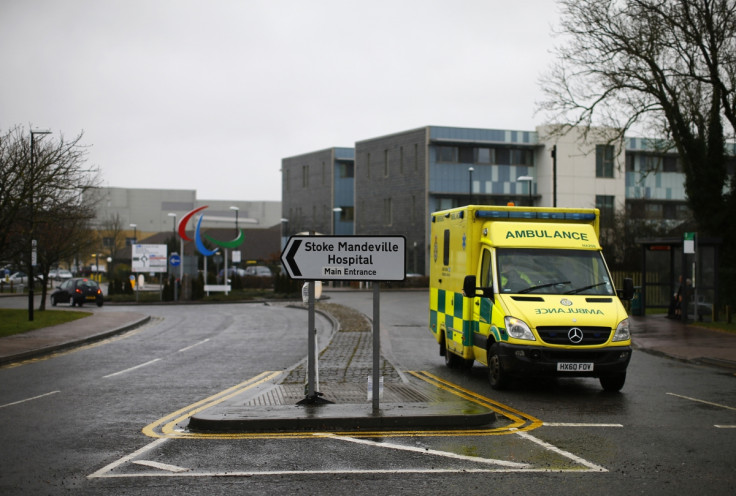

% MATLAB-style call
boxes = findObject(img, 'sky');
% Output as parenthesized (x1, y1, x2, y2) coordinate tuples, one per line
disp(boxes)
(1, 0, 562, 201)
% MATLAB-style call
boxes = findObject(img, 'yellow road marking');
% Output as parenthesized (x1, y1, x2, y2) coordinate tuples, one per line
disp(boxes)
(143, 370, 543, 440)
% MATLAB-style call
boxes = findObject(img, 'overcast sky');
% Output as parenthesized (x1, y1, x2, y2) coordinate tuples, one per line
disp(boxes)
(1, 0, 561, 201)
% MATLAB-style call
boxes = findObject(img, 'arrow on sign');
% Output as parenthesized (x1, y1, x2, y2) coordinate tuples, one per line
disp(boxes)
(284, 239, 302, 277)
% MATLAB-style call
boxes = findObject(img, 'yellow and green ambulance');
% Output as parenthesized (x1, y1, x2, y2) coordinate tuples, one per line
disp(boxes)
(429, 205, 634, 391)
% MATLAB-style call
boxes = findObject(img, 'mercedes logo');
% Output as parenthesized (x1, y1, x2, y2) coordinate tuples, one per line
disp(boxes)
(568, 327, 584, 344)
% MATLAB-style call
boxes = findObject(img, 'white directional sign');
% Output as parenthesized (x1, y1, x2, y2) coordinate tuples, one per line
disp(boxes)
(132, 244, 168, 273)
(281, 235, 406, 281)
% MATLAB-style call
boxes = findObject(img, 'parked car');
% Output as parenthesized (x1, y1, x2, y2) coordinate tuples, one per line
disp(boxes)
(6, 272, 29, 285)
(49, 269, 73, 281)
(244, 266, 272, 277)
(50, 277, 104, 307)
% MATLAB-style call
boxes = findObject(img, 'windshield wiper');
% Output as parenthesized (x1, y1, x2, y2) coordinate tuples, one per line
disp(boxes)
(519, 281, 571, 294)
(565, 282, 608, 295)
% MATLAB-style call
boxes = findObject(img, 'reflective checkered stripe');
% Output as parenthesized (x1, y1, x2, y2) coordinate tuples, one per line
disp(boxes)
(429, 288, 472, 347)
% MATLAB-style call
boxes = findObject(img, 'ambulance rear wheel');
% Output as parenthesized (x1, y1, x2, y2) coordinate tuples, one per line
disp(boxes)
(443, 340, 462, 368)
(487, 343, 509, 389)
(599, 373, 626, 392)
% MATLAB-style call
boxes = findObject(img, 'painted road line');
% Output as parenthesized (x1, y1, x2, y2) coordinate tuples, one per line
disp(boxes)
(103, 358, 162, 378)
(667, 392, 736, 411)
(133, 460, 189, 473)
(515, 431, 608, 472)
(543, 423, 624, 427)
(410, 370, 543, 432)
(325, 434, 530, 469)
(714, 425, 736, 428)
(142, 371, 282, 438)
(0, 390, 60, 409)
(88, 438, 169, 479)
(177, 338, 210, 353)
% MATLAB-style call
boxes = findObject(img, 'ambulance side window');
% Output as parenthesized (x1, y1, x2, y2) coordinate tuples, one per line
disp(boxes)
(443, 229, 450, 266)
(480, 248, 492, 288)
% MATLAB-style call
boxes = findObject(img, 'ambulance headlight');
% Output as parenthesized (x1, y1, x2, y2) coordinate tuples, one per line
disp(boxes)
(612, 318, 630, 342)
(505, 316, 536, 341)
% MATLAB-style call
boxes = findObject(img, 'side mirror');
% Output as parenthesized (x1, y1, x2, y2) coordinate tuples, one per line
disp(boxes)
(463, 275, 477, 298)
(619, 278, 634, 301)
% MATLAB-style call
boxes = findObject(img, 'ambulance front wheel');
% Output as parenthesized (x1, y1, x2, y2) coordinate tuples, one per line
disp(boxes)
(488, 343, 510, 390)
(599, 373, 626, 392)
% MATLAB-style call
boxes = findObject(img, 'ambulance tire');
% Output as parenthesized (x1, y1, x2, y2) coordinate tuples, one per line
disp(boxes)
(443, 341, 462, 368)
(599, 373, 626, 392)
(487, 343, 509, 390)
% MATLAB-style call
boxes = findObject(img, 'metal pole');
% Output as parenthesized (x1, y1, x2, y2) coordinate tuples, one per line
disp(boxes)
(372, 282, 380, 412)
(307, 280, 316, 398)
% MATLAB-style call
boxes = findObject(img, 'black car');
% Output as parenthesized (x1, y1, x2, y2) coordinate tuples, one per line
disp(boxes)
(50, 278, 104, 307)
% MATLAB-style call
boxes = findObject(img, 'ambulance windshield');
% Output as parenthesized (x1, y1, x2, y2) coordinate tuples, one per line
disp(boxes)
(496, 248, 614, 295)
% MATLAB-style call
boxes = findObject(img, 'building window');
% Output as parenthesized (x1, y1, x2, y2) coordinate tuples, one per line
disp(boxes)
(384, 149, 389, 177)
(321, 161, 326, 185)
(383, 198, 392, 226)
(414, 144, 419, 170)
(437, 146, 457, 163)
(337, 162, 354, 178)
(458, 147, 474, 163)
(596, 145, 615, 178)
(302, 165, 309, 188)
(285, 169, 290, 191)
(662, 155, 679, 172)
(476, 147, 493, 164)
(596, 195, 615, 227)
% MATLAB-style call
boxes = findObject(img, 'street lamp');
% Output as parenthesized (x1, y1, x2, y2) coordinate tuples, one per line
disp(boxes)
(280, 218, 289, 250)
(517, 176, 533, 206)
(229, 206, 239, 236)
(167, 212, 177, 234)
(28, 129, 51, 322)
(468, 167, 475, 205)
(332, 207, 343, 235)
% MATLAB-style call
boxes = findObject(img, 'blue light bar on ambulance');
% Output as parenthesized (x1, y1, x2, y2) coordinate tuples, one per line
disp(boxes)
(474, 210, 597, 221)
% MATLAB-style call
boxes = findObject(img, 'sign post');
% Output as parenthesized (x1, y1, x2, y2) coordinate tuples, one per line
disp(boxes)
(281, 235, 406, 410)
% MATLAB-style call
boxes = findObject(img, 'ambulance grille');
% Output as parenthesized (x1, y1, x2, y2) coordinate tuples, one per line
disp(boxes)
(536, 326, 612, 345)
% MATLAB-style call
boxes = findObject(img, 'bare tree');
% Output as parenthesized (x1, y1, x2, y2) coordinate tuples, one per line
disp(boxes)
(539, 0, 736, 301)
(0, 125, 100, 316)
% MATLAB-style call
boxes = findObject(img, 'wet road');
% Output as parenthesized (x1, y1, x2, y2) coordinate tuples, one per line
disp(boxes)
(1, 292, 735, 494)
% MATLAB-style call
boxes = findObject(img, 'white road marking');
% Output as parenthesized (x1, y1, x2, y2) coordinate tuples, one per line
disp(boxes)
(88, 438, 168, 478)
(515, 431, 608, 472)
(178, 339, 210, 353)
(543, 422, 623, 427)
(103, 358, 162, 378)
(324, 433, 530, 468)
(667, 392, 736, 411)
(0, 390, 60, 409)
(133, 460, 189, 473)
(714, 425, 736, 429)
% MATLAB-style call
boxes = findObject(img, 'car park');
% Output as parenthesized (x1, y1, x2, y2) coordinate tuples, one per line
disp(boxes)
(50, 277, 104, 307)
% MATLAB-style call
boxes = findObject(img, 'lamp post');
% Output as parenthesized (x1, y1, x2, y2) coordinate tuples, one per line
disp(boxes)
(167, 213, 176, 235)
(517, 175, 533, 206)
(229, 206, 239, 236)
(28, 129, 51, 321)
(332, 207, 342, 235)
(280, 218, 289, 250)
(468, 167, 475, 205)
(130, 223, 137, 244)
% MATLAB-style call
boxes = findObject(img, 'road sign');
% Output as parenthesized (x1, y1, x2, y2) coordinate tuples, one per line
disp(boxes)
(169, 254, 181, 267)
(132, 244, 168, 273)
(281, 235, 406, 281)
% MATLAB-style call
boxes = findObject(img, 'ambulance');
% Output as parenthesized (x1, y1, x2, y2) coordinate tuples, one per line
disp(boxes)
(429, 205, 634, 391)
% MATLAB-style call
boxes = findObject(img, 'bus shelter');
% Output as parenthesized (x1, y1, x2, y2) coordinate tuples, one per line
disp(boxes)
(638, 235, 721, 321)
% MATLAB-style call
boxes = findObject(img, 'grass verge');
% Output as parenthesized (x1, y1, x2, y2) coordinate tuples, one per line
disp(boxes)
(0, 309, 91, 338)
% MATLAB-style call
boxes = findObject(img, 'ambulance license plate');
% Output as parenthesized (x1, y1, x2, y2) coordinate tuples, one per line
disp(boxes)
(557, 362, 594, 372)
